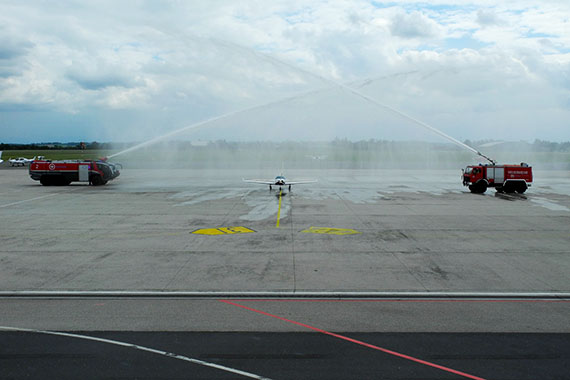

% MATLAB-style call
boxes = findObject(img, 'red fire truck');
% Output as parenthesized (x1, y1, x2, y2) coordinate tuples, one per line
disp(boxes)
(29, 159, 120, 186)
(462, 163, 532, 194)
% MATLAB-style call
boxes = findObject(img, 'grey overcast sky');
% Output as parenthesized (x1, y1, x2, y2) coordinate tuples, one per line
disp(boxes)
(0, 0, 569, 143)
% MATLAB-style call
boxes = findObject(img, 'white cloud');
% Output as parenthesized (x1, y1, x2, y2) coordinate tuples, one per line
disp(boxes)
(0, 0, 569, 142)
(476, 9, 502, 26)
(390, 11, 442, 39)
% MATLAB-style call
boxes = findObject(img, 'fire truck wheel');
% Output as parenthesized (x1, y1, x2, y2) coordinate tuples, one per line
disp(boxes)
(471, 181, 487, 194)
(40, 176, 52, 186)
(516, 186, 526, 194)
(90, 175, 104, 186)
(495, 187, 504, 193)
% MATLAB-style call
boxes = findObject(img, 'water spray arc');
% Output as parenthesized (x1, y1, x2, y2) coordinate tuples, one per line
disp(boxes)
(217, 38, 496, 165)
(110, 34, 495, 164)
(337, 84, 497, 165)
(107, 71, 413, 159)
(108, 88, 328, 159)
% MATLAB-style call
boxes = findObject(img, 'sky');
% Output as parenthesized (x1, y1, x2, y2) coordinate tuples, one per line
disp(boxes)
(0, 0, 569, 144)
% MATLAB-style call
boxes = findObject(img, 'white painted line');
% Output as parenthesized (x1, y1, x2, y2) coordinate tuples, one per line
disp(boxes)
(0, 291, 568, 299)
(0, 187, 79, 208)
(0, 326, 272, 380)
(0, 193, 61, 208)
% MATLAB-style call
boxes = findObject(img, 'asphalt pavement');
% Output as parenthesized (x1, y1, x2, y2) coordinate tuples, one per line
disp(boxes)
(1, 167, 569, 379)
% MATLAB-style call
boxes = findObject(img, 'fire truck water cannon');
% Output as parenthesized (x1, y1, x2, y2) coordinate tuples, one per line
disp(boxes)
(476, 151, 496, 166)
(29, 158, 121, 186)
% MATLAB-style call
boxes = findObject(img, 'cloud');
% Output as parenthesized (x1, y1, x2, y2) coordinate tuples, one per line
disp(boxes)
(0, 32, 34, 78)
(390, 11, 441, 38)
(0, 41, 32, 60)
(66, 70, 139, 91)
(0, 0, 569, 142)
(476, 9, 502, 26)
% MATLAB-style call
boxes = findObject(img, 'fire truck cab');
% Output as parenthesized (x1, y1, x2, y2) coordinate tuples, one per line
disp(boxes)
(462, 163, 532, 194)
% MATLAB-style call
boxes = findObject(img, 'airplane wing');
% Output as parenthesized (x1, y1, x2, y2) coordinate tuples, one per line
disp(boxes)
(285, 180, 318, 185)
(243, 179, 275, 185)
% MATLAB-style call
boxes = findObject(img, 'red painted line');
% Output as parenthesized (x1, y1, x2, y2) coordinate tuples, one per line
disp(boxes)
(220, 300, 487, 380)
(225, 298, 570, 303)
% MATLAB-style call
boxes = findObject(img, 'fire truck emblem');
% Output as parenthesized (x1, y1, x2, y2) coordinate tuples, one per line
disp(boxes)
(48, 164, 56, 171)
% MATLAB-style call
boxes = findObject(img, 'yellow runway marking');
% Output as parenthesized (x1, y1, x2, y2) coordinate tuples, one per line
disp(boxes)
(301, 226, 361, 235)
(192, 226, 256, 235)
(276, 190, 283, 228)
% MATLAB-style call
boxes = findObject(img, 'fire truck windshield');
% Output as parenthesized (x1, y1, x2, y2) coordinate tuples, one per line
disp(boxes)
(464, 167, 473, 174)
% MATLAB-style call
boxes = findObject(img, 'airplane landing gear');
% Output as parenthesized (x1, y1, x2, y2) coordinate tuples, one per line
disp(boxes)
(288, 185, 291, 191)
(269, 185, 272, 190)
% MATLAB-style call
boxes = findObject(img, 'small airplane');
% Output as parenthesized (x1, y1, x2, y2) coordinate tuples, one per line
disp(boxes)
(8, 156, 42, 166)
(243, 174, 317, 191)
(9, 157, 29, 166)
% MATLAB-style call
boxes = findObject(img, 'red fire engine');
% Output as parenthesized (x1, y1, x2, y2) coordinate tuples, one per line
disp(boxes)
(29, 159, 120, 186)
(462, 163, 532, 194)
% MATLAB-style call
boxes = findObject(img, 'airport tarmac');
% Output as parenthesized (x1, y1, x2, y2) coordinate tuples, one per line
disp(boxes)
(0, 168, 569, 294)
(1, 167, 569, 379)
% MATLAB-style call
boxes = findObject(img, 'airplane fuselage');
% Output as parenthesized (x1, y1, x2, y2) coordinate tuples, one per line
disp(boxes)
(10, 158, 27, 167)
